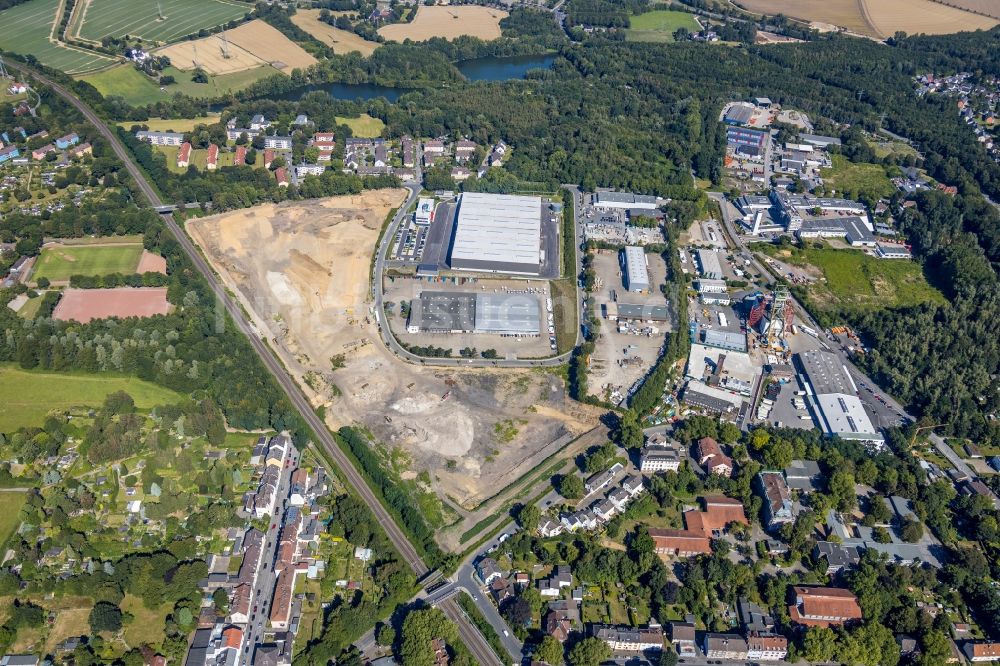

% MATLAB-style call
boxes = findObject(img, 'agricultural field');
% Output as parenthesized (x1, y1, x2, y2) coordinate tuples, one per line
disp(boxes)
(0, 492, 27, 548)
(116, 115, 220, 133)
(31, 242, 144, 283)
(626, 10, 701, 42)
(732, 0, 996, 37)
(72, 0, 250, 45)
(79, 63, 274, 106)
(819, 154, 895, 202)
(0, 0, 113, 74)
(336, 114, 385, 137)
(0, 364, 183, 431)
(378, 5, 508, 42)
(156, 19, 316, 75)
(290, 8, 379, 55)
(928, 0, 1000, 19)
(755, 243, 945, 317)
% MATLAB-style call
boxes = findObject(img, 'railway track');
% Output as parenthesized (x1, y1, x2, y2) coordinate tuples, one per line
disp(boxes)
(8, 61, 504, 666)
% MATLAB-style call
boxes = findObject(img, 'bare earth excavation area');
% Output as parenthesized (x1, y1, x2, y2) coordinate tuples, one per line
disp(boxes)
(187, 194, 600, 529)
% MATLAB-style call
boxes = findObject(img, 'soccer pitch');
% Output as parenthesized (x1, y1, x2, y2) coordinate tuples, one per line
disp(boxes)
(32, 244, 144, 283)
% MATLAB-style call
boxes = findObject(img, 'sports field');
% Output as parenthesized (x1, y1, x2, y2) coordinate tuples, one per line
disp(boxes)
(291, 8, 379, 55)
(32, 243, 144, 283)
(73, 0, 249, 44)
(0, 0, 112, 74)
(0, 364, 184, 431)
(378, 6, 508, 42)
(80, 63, 274, 105)
(626, 10, 701, 42)
(0, 492, 27, 549)
(52, 287, 171, 323)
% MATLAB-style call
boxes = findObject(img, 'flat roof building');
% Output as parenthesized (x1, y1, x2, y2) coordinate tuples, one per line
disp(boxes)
(450, 192, 543, 275)
(622, 246, 650, 292)
(797, 350, 884, 448)
(406, 291, 540, 336)
(682, 381, 744, 415)
(474, 293, 540, 335)
(609, 302, 670, 322)
(695, 249, 723, 280)
(594, 191, 659, 210)
(701, 329, 747, 352)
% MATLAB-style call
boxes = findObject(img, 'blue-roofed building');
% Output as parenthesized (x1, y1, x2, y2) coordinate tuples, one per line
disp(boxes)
(0, 146, 20, 163)
(727, 126, 768, 149)
(55, 133, 79, 149)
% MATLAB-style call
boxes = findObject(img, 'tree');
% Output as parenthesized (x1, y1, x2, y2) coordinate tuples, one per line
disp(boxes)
(659, 646, 679, 666)
(503, 597, 532, 627)
(517, 503, 541, 531)
(89, 601, 123, 633)
(918, 630, 952, 666)
(535, 635, 564, 665)
(615, 410, 643, 449)
(568, 637, 611, 666)
(377, 623, 396, 647)
(828, 471, 858, 512)
(212, 588, 228, 614)
(900, 517, 924, 543)
(557, 474, 584, 499)
(802, 626, 837, 663)
(399, 608, 456, 666)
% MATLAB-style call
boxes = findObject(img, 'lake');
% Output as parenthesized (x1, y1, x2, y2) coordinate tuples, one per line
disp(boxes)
(276, 54, 555, 102)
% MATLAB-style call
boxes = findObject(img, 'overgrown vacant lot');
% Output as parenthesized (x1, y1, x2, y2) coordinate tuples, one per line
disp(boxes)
(0, 365, 183, 431)
(756, 243, 945, 318)
(32, 243, 144, 283)
(0, 491, 27, 548)
(820, 154, 895, 202)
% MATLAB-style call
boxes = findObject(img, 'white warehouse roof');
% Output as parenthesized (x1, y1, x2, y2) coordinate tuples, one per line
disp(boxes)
(450, 192, 542, 275)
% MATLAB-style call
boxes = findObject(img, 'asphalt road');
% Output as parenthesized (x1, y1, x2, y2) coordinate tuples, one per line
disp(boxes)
(8, 61, 504, 665)
(708, 193, 999, 505)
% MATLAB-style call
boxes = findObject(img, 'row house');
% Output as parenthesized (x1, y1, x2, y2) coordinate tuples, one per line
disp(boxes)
(591, 624, 663, 652)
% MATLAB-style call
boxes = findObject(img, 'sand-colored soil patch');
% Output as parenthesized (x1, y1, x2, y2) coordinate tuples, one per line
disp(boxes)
(156, 35, 265, 74)
(137, 250, 168, 274)
(862, 0, 996, 37)
(291, 9, 379, 55)
(378, 5, 507, 42)
(53, 287, 171, 323)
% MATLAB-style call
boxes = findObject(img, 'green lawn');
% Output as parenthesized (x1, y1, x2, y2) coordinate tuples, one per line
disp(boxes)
(79, 64, 277, 106)
(756, 243, 945, 316)
(117, 115, 221, 133)
(0, 365, 184, 431)
(819, 154, 896, 202)
(626, 10, 700, 42)
(0, 492, 27, 548)
(336, 114, 385, 138)
(16, 295, 44, 320)
(77, 0, 248, 44)
(0, 0, 113, 74)
(32, 244, 143, 282)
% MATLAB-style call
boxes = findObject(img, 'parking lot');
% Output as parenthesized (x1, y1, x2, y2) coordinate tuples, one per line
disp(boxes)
(587, 251, 670, 405)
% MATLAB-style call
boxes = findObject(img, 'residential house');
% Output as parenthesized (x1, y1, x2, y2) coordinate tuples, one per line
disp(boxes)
(621, 475, 644, 497)
(584, 462, 624, 494)
(7, 82, 28, 94)
(490, 577, 513, 605)
(400, 136, 417, 167)
(234, 145, 246, 166)
(669, 622, 696, 657)
(738, 598, 775, 632)
(683, 496, 748, 536)
(702, 634, 749, 660)
(289, 468, 308, 506)
(450, 166, 470, 181)
(264, 149, 275, 169)
(229, 583, 252, 624)
(544, 600, 578, 642)
(55, 133, 79, 149)
(591, 499, 617, 522)
(68, 143, 92, 159)
(537, 565, 572, 597)
(591, 624, 663, 652)
(0, 146, 20, 163)
(746, 632, 788, 661)
(640, 444, 681, 472)
(31, 144, 56, 160)
(206, 144, 219, 171)
(788, 586, 863, 627)
(475, 557, 502, 586)
(136, 130, 185, 146)
(695, 437, 733, 477)
(897, 635, 919, 657)
(539, 518, 563, 538)
(264, 136, 293, 150)
(292, 114, 310, 127)
(1, 657, 39, 666)
(250, 115, 270, 131)
(756, 471, 794, 529)
(814, 542, 863, 575)
(454, 139, 477, 163)
(177, 142, 192, 168)
(964, 641, 1000, 663)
